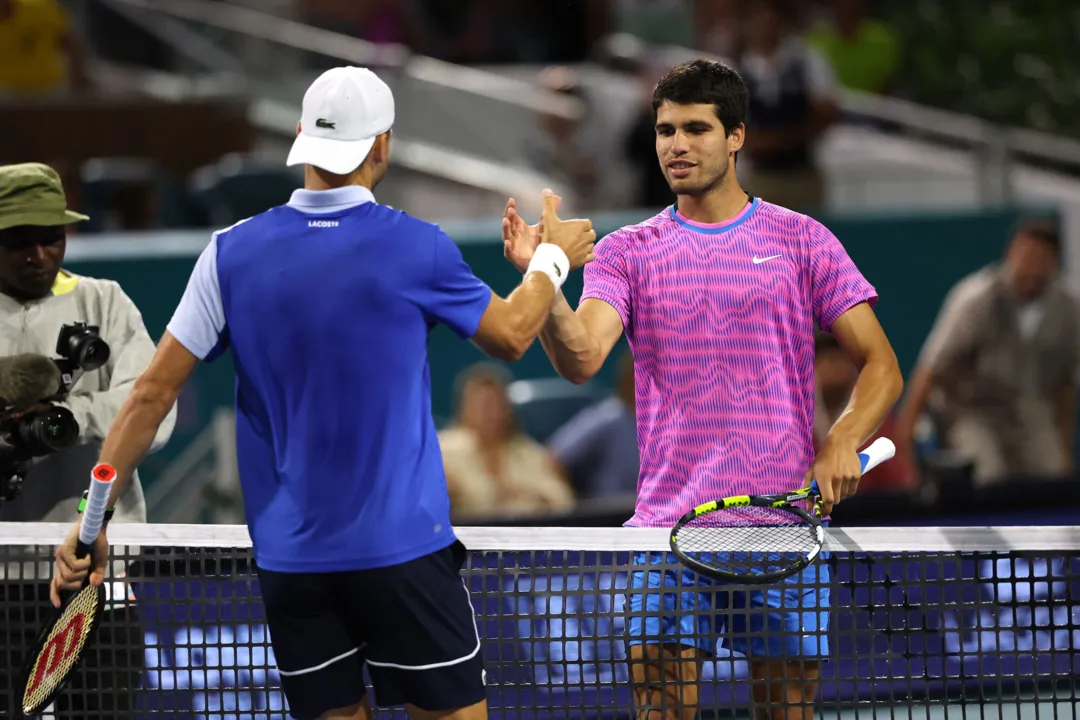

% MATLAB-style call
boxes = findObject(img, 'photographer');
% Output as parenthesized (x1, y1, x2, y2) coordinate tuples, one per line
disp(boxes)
(0, 163, 176, 716)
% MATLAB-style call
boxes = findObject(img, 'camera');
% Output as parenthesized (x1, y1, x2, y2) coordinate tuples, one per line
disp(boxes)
(56, 322, 110, 373)
(0, 323, 110, 501)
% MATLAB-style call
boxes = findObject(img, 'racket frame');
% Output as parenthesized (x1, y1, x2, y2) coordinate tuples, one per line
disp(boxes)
(18, 464, 115, 716)
(667, 437, 897, 585)
(669, 487, 825, 585)
(19, 583, 107, 716)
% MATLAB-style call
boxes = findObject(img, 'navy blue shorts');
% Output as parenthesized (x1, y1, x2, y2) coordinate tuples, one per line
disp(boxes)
(258, 541, 485, 720)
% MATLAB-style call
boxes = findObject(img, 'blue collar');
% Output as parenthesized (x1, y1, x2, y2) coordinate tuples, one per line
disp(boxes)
(288, 186, 375, 213)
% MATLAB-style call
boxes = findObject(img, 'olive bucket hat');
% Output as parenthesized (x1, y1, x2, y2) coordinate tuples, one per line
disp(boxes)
(0, 163, 89, 232)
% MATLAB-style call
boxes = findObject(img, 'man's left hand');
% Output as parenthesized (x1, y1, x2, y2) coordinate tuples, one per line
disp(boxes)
(806, 439, 864, 516)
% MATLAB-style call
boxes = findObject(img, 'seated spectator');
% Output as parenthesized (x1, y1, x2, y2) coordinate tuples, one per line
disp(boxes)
(737, 0, 839, 214)
(0, 0, 88, 98)
(815, 332, 916, 491)
(440, 364, 574, 519)
(805, 0, 900, 95)
(897, 220, 1079, 487)
(549, 350, 639, 499)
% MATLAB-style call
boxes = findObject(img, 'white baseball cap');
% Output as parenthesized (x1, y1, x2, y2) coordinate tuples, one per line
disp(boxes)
(286, 67, 395, 175)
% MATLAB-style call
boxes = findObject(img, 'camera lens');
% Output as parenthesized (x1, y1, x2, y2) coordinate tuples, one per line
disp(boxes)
(77, 336, 110, 371)
(19, 407, 78, 454)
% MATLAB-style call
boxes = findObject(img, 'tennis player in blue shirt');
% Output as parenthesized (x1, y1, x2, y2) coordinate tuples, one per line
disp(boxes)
(50, 66, 596, 720)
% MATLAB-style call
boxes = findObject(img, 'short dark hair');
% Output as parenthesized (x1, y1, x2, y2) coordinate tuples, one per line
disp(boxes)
(1012, 218, 1061, 257)
(652, 59, 749, 137)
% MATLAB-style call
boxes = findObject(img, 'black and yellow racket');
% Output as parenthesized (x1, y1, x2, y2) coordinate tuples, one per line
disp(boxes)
(20, 463, 116, 717)
(669, 437, 895, 584)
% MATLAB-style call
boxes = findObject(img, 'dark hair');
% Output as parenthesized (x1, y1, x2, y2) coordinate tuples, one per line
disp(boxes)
(652, 59, 749, 137)
(1012, 218, 1061, 258)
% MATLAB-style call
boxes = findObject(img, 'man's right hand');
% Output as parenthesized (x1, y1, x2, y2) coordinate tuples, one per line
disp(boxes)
(538, 188, 595, 269)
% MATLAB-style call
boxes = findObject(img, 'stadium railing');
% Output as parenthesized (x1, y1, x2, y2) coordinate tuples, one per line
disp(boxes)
(100, 0, 1080, 206)
(1, 522, 1078, 718)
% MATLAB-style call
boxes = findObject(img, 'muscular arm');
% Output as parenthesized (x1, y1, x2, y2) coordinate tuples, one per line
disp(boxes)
(102, 333, 198, 513)
(824, 303, 904, 449)
(538, 293, 625, 384)
(471, 275, 558, 362)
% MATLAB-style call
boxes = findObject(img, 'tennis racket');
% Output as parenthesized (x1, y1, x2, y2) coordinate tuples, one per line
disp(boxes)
(669, 437, 896, 585)
(20, 463, 116, 717)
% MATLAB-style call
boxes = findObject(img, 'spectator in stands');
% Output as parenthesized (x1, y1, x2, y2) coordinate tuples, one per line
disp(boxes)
(0, 0, 89, 98)
(896, 219, 1080, 487)
(694, 0, 742, 61)
(814, 332, 915, 491)
(300, 0, 412, 47)
(528, 66, 599, 211)
(440, 363, 574, 519)
(805, 0, 900, 95)
(410, 0, 510, 63)
(549, 350, 639, 499)
(737, 0, 839, 213)
(0, 162, 173, 717)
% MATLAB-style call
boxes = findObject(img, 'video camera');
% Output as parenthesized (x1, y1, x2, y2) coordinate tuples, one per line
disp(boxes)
(0, 322, 111, 501)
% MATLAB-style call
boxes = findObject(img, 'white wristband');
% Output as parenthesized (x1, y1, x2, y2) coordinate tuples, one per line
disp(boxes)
(526, 243, 571, 292)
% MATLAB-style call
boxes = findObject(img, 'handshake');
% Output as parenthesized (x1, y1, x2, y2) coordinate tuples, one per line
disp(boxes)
(501, 188, 597, 274)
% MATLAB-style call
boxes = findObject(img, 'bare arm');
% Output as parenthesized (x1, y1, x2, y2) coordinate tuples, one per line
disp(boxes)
(474, 193, 596, 362)
(471, 277, 557, 362)
(538, 294, 625, 384)
(102, 332, 199, 514)
(825, 303, 904, 449)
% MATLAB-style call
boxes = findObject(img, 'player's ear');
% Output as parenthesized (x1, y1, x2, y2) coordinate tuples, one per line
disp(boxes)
(373, 131, 391, 164)
(728, 123, 745, 156)
(296, 121, 301, 137)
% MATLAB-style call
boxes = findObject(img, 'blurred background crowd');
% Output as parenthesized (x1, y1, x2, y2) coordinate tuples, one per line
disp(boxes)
(3, 0, 1080, 529)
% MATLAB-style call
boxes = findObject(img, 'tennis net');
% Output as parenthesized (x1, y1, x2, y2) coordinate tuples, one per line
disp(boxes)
(1, 523, 1078, 719)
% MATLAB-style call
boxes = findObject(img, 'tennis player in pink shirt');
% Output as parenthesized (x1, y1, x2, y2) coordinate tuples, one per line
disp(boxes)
(503, 59, 903, 719)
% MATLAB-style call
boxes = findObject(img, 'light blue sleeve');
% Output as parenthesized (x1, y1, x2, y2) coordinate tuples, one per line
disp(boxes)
(166, 234, 227, 361)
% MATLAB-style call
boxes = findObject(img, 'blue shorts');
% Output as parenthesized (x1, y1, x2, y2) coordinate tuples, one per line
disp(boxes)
(627, 551, 830, 659)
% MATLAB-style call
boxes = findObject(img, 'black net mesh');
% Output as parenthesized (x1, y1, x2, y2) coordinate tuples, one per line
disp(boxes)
(0, 530, 1077, 719)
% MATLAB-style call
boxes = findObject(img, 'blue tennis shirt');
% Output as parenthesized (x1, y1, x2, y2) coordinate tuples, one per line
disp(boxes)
(167, 186, 493, 572)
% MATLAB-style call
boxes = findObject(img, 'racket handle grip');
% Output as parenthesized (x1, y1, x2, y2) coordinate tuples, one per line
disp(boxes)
(76, 464, 116, 559)
(808, 437, 897, 495)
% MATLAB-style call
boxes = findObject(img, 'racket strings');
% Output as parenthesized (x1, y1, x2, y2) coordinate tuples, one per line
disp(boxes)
(22, 585, 100, 713)
(676, 507, 820, 577)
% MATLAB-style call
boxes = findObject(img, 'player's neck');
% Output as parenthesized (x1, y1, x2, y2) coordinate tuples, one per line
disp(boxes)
(304, 165, 374, 192)
(676, 179, 750, 225)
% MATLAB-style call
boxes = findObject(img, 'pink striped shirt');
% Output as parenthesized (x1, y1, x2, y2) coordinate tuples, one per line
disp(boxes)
(581, 197, 878, 527)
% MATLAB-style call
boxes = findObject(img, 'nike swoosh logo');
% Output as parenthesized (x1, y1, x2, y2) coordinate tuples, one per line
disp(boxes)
(753, 254, 782, 264)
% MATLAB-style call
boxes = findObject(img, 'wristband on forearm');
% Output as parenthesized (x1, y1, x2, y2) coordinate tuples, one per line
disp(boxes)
(526, 244, 570, 292)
